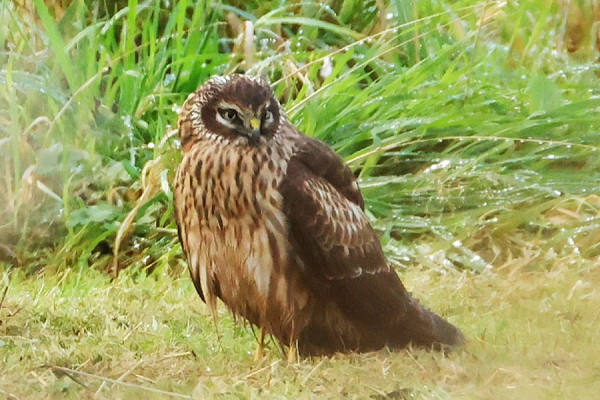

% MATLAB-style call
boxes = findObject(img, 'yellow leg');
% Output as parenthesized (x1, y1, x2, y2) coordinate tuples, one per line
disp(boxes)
(287, 340, 298, 363)
(254, 329, 265, 361)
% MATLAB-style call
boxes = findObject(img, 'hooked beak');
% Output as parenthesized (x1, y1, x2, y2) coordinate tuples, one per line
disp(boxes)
(248, 117, 261, 144)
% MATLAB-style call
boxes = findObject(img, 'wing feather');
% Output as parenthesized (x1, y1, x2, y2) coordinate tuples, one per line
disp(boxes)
(282, 137, 466, 350)
(281, 137, 388, 280)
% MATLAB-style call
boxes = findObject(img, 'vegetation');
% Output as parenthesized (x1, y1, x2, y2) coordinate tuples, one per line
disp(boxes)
(1, 0, 599, 398)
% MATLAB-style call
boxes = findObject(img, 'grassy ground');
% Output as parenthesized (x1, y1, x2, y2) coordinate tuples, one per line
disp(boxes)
(1, 0, 600, 398)
(2, 258, 600, 399)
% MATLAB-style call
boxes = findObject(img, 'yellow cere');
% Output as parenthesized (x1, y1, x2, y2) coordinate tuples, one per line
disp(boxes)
(250, 118, 261, 130)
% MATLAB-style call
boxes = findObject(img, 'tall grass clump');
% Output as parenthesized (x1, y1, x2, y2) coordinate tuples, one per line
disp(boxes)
(1, 0, 599, 274)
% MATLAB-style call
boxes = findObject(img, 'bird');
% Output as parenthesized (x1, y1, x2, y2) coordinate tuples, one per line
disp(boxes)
(173, 74, 465, 359)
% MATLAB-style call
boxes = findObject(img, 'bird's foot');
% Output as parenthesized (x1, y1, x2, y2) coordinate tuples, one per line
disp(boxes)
(287, 341, 298, 363)
(254, 329, 265, 361)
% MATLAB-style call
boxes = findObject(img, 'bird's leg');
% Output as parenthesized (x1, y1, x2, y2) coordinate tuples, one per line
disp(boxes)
(287, 340, 298, 363)
(254, 328, 265, 361)
(287, 322, 299, 363)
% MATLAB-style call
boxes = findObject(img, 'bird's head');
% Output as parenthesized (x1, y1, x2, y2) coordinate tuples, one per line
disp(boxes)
(181, 74, 282, 148)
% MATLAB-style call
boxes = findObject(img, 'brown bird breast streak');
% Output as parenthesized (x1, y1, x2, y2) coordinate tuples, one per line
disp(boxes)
(175, 94, 311, 344)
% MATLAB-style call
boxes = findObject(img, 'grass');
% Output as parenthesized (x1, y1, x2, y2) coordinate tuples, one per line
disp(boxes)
(1, 0, 600, 398)
(2, 258, 599, 399)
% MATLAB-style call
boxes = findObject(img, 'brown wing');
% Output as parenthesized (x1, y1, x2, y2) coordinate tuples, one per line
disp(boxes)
(281, 137, 389, 281)
(281, 136, 415, 334)
(281, 136, 465, 350)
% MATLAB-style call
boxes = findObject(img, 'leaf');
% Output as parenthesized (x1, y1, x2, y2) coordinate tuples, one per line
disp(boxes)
(528, 75, 564, 113)
(66, 204, 122, 228)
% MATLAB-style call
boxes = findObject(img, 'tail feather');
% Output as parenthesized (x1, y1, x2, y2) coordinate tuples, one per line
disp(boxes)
(389, 295, 465, 350)
(320, 271, 465, 353)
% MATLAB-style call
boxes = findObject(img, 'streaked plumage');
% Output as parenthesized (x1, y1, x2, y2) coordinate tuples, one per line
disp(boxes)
(173, 74, 464, 356)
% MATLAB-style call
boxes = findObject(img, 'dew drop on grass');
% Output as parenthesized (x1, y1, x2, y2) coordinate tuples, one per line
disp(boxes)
(163, 73, 176, 86)
(567, 237, 581, 254)
(452, 240, 462, 248)
(470, 254, 490, 270)
(259, 38, 276, 50)
(320, 57, 333, 79)
(122, 115, 133, 130)
(424, 159, 451, 173)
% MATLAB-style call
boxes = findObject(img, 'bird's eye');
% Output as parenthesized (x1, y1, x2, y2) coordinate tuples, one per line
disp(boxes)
(263, 109, 274, 124)
(218, 108, 240, 123)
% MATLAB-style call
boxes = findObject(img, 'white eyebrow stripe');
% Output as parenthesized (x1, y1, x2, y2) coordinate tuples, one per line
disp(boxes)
(214, 100, 273, 130)
(215, 112, 237, 129)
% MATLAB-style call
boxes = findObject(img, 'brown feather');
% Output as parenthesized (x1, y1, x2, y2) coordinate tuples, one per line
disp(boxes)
(173, 74, 464, 357)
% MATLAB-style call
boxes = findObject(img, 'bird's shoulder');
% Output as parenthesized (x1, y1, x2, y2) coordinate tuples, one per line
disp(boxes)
(280, 132, 389, 280)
